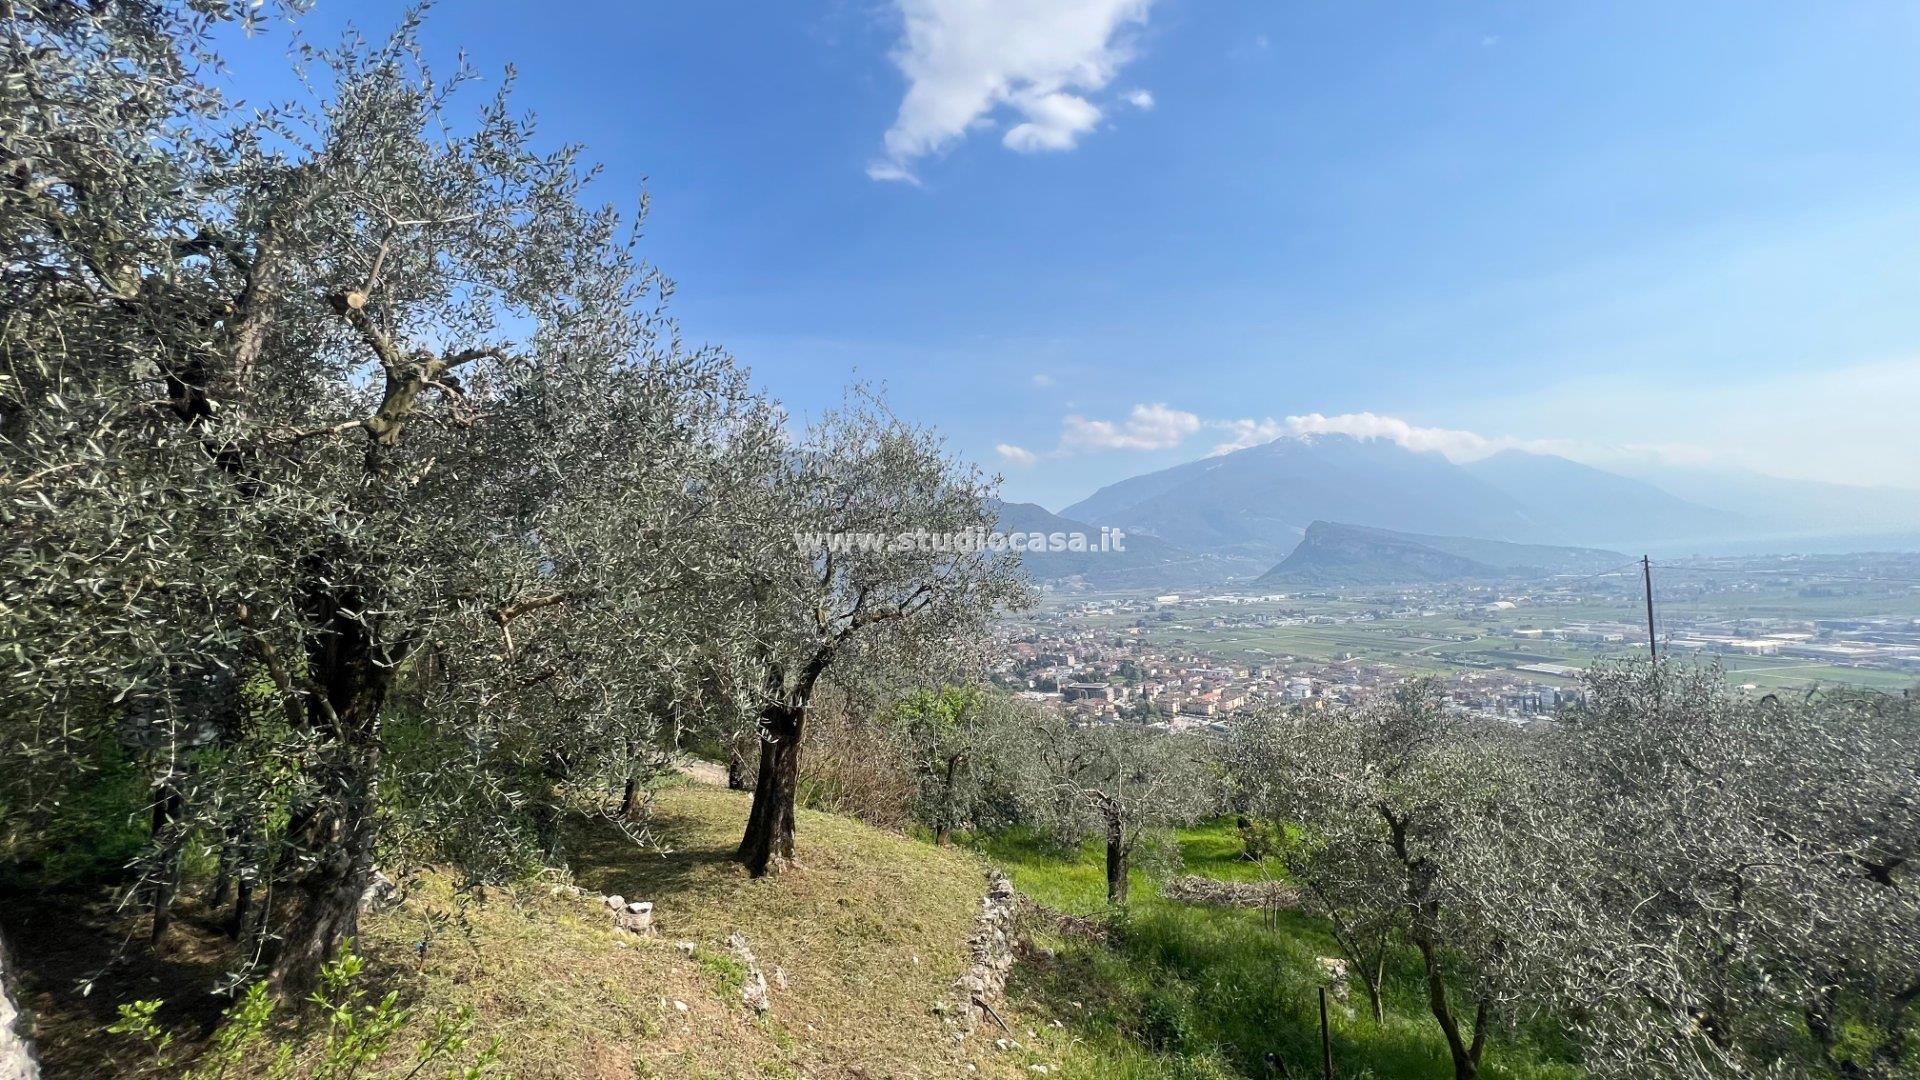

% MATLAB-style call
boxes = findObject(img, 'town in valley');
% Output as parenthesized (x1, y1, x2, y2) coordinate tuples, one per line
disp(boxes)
(995, 550, 1920, 728)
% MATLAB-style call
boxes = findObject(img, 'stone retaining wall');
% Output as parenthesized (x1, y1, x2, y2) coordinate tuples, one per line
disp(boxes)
(945, 871, 1017, 1040)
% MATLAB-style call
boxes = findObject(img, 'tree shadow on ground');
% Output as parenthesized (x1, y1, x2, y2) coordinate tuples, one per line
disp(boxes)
(2, 889, 236, 1077)
(560, 798, 752, 908)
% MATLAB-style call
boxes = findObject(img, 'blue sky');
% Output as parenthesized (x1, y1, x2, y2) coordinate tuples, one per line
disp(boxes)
(222, 1, 1920, 509)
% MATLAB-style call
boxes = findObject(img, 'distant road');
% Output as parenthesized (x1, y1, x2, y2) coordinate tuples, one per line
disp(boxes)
(1410, 634, 1482, 656)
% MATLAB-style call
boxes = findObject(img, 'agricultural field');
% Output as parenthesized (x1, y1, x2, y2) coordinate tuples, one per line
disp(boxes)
(1026, 554, 1920, 694)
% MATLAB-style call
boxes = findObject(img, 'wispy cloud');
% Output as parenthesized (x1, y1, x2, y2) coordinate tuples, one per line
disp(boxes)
(868, 0, 1155, 182)
(1060, 402, 1200, 451)
(1124, 88, 1154, 109)
(1013, 403, 1706, 473)
(1205, 417, 1286, 455)
(1276, 411, 1573, 460)
(995, 442, 1040, 467)
(1000, 390, 1920, 490)
(1031, 372, 1056, 389)
(1038, 406, 1577, 462)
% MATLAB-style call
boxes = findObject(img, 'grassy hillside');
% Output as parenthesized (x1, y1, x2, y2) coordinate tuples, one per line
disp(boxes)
(971, 823, 1584, 1080)
(381, 783, 1002, 1079)
(17, 784, 1585, 1079)
(19, 782, 1031, 1080)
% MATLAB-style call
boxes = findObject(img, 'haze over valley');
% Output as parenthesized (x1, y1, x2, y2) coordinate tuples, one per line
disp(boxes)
(1004, 431, 1920, 591)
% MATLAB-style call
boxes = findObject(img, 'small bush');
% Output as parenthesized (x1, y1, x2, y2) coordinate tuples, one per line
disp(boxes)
(109, 945, 505, 1079)
(1235, 818, 1279, 863)
(794, 690, 915, 830)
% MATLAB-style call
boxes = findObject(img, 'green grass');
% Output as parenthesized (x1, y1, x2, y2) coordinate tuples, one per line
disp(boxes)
(19, 783, 1040, 1080)
(9, 778, 1589, 1079)
(971, 824, 1584, 1080)
(1042, 587, 1920, 692)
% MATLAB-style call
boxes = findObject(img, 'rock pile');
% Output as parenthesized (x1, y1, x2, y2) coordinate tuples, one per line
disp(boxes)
(602, 895, 655, 936)
(946, 871, 1018, 1040)
(724, 932, 771, 1015)
(1159, 875, 1299, 910)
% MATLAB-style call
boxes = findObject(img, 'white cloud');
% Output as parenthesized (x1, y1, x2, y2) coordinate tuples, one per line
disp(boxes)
(1026, 403, 1656, 471)
(995, 442, 1040, 467)
(1060, 402, 1201, 451)
(1003, 90, 1103, 152)
(1007, 382, 1920, 493)
(1031, 372, 1056, 388)
(1205, 417, 1286, 456)
(1188, 409, 1584, 461)
(863, 160, 920, 185)
(1124, 88, 1154, 109)
(868, 0, 1154, 181)
(1278, 411, 1573, 460)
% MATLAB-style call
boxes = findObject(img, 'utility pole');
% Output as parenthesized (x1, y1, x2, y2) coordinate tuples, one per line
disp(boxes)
(1642, 554, 1658, 661)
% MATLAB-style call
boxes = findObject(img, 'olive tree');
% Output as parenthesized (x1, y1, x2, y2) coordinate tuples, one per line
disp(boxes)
(891, 686, 1020, 845)
(2, 3, 767, 994)
(726, 390, 1029, 877)
(1024, 716, 1217, 906)
(1509, 663, 1920, 1079)
(1231, 683, 1531, 1079)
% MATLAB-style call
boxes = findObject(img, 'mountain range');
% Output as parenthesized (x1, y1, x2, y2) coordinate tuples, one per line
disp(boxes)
(999, 433, 1920, 588)
(1059, 434, 1736, 563)
(1256, 521, 1627, 586)
(992, 500, 1264, 588)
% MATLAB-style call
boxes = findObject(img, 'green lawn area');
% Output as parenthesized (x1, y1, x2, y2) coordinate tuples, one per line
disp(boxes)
(965, 821, 1584, 1080)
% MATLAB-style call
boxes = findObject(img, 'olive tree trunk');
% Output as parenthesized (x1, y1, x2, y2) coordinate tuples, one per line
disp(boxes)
(266, 579, 397, 996)
(1105, 817, 1130, 907)
(266, 761, 380, 996)
(738, 705, 803, 877)
(1412, 903, 1489, 1079)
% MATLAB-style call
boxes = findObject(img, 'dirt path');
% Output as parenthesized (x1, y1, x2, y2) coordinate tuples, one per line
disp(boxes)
(676, 757, 728, 787)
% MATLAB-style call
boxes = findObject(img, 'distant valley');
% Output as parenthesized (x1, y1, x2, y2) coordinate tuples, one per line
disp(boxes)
(1002, 433, 1920, 589)
(1255, 522, 1627, 586)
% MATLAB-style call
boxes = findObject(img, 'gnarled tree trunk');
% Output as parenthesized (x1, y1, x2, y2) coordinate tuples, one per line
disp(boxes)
(266, 760, 380, 996)
(738, 705, 802, 876)
(267, 574, 398, 996)
(1105, 816, 1130, 906)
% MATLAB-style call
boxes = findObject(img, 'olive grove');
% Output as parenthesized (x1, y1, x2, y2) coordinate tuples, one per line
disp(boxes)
(1025, 711, 1217, 906)
(0, 0, 1020, 997)
(1231, 666, 1920, 1079)
(1231, 682, 1531, 1078)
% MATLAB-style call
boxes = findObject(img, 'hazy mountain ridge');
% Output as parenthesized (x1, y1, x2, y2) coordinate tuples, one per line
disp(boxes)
(992, 500, 1264, 587)
(1024, 435, 1920, 589)
(1621, 466, 1920, 542)
(1462, 450, 1743, 547)
(1062, 435, 1539, 563)
(1256, 521, 1628, 585)
(1060, 434, 1726, 559)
